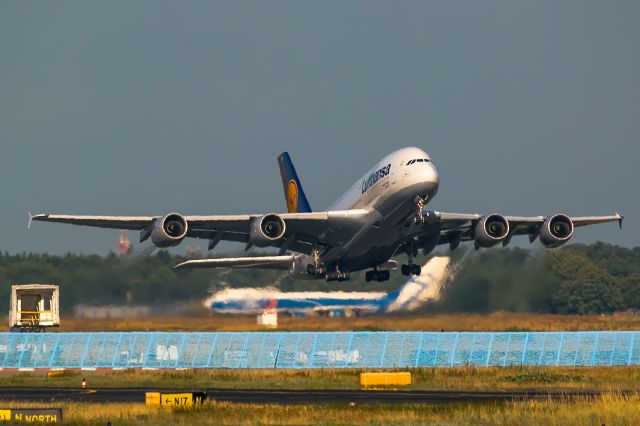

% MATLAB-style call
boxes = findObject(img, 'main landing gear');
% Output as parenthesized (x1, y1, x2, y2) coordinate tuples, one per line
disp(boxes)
(326, 269, 350, 282)
(400, 263, 421, 276)
(365, 268, 391, 282)
(400, 239, 422, 276)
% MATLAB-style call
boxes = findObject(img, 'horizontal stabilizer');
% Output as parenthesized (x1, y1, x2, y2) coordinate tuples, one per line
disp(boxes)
(174, 255, 296, 270)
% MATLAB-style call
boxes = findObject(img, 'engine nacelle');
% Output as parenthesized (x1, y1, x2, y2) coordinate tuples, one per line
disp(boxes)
(474, 214, 510, 248)
(539, 214, 574, 248)
(151, 213, 189, 248)
(249, 213, 286, 247)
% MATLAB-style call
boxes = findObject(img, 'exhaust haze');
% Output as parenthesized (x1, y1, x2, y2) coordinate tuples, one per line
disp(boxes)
(386, 256, 451, 312)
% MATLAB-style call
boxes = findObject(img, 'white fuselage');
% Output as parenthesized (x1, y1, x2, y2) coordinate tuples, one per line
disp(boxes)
(292, 147, 440, 275)
(329, 147, 439, 212)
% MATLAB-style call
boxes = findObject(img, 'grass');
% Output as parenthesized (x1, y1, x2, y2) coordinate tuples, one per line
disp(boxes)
(43, 312, 640, 333)
(0, 393, 638, 425)
(2, 366, 640, 391)
(2, 313, 639, 423)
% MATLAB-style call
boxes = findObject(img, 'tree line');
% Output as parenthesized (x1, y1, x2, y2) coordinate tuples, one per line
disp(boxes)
(437, 242, 640, 314)
(1, 242, 638, 315)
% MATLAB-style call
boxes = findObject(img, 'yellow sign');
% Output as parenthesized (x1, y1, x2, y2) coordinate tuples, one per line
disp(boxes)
(146, 392, 205, 406)
(145, 392, 161, 405)
(360, 372, 412, 387)
(0, 409, 62, 423)
(161, 393, 194, 406)
(146, 392, 198, 407)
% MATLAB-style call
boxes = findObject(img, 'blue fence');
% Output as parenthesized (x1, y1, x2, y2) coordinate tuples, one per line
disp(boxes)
(1, 332, 639, 369)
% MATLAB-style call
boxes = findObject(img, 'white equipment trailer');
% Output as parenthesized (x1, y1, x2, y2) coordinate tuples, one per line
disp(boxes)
(9, 284, 60, 332)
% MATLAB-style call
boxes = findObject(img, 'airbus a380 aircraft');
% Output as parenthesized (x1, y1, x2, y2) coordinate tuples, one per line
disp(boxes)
(31, 147, 623, 283)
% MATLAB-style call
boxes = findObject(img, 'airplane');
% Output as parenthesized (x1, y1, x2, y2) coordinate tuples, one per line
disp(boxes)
(30, 147, 623, 283)
(205, 256, 450, 316)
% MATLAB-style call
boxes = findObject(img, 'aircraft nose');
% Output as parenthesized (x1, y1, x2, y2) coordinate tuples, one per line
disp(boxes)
(423, 163, 439, 194)
(425, 163, 439, 184)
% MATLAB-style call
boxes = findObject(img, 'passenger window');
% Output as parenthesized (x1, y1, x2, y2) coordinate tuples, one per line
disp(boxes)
(407, 160, 415, 165)
(416, 159, 423, 162)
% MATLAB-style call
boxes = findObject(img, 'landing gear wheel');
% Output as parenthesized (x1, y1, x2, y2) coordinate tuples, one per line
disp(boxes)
(400, 264, 411, 276)
(337, 271, 350, 282)
(377, 270, 390, 282)
(401, 263, 421, 276)
(307, 263, 326, 277)
(327, 269, 350, 282)
(366, 269, 390, 282)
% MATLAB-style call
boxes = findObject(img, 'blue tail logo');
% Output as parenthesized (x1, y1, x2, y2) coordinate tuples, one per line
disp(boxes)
(278, 152, 312, 213)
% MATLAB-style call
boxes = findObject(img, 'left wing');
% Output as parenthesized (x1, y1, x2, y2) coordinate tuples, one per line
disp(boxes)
(413, 210, 623, 249)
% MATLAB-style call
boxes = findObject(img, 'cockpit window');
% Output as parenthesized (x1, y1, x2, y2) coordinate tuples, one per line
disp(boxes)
(407, 158, 431, 165)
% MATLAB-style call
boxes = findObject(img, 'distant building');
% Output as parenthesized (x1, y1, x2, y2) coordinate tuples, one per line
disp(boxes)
(117, 230, 131, 255)
(9, 284, 60, 331)
(256, 300, 278, 328)
(73, 304, 151, 319)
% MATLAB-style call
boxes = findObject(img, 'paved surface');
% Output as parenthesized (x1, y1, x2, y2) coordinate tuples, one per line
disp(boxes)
(0, 387, 634, 404)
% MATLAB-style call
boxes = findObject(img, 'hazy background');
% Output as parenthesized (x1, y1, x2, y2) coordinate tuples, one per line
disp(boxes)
(1, 1, 638, 254)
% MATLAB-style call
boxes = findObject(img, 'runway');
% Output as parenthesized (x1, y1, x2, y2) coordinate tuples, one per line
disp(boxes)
(0, 387, 634, 404)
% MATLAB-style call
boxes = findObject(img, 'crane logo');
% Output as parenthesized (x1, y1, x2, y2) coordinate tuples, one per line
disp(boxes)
(287, 179, 299, 213)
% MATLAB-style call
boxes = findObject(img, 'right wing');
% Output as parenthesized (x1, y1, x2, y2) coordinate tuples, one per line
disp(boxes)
(30, 209, 370, 255)
(174, 255, 296, 270)
(29, 214, 155, 230)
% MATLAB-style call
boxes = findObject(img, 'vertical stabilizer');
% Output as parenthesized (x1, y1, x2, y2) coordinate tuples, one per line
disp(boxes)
(277, 152, 312, 213)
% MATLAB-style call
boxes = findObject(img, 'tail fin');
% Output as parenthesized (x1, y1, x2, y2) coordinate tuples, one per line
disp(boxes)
(277, 152, 312, 213)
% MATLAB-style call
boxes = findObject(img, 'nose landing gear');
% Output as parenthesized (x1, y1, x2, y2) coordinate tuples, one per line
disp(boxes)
(413, 195, 429, 224)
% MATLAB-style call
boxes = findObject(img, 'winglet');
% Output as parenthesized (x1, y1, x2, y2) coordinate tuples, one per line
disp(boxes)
(616, 212, 624, 229)
(27, 212, 33, 229)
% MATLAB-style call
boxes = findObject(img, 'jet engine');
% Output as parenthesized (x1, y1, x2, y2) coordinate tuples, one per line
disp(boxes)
(151, 213, 189, 247)
(539, 214, 574, 248)
(474, 214, 510, 248)
(249, 214, 286, 247)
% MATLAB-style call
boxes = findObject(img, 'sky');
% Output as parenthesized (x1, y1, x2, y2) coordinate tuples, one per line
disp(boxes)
(1, 1, 638, 254)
